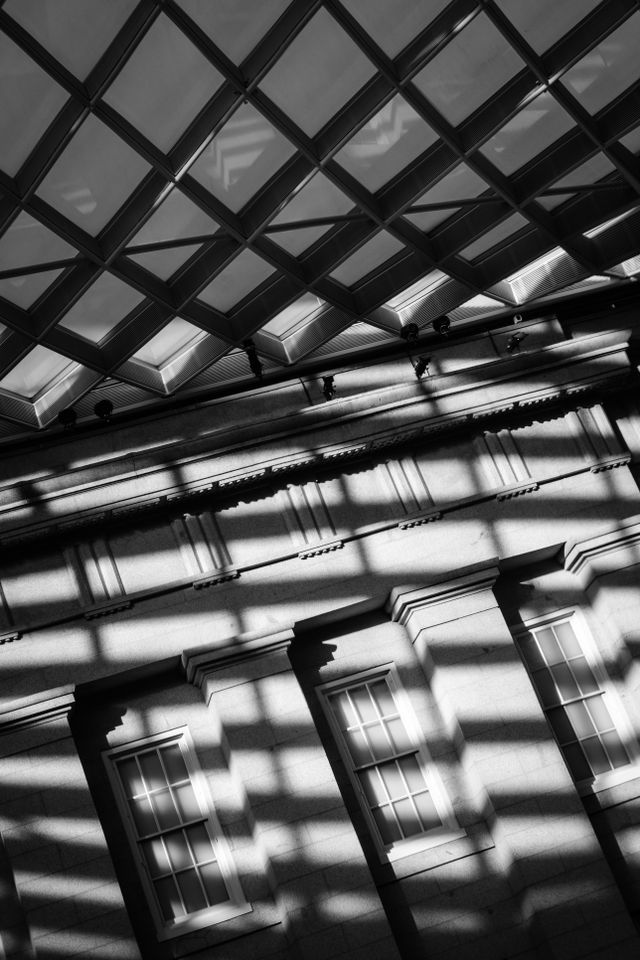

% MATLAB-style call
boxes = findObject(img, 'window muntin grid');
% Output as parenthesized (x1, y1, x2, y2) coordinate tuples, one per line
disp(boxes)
(493, 0, 601, 54)
(478, 90, 575, 176)
(175, 0, 290, 67)
(404, 164, 489, 234)
(0, 268, 63, 310)
(326, 676, 444, 847)
(0, 212, 76, 272)
(127, 244, 202, 282)
(339, 0, 449, 59)
(3, 0, 139, 80)
(560, 14, 640, 116)
(333, 93, 438, 194)
(102, 14, 224, 154)
(111, 737, 239, 926)
(0, 30, 68, 178)
(269, 172, 354, 257)
(521, 617, 630, 783)
(260, 8, 376, 138)
(186, 102, 296, 214)
(412, 13, 526, 128)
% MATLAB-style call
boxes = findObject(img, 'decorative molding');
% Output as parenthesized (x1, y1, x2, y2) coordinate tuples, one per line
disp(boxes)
(590, 454, 631, 473)
(0, 686, 75, 733)
(398, 511, 442, 529)
(298, 539, 344, 559)
(182, 627, 295, 686)
(496, 481, 539, 501)
(0, 630, 21, 645)
(83, 598, 132, 620)
(564, 515, 640, 588)
(387, 559, 500, 627)
(192, 568, 240, 589)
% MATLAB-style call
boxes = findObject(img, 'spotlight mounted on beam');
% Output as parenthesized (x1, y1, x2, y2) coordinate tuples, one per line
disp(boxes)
(400, 322, 419, 342)
(57, 407, 77, 429)
(413, 356, 431, 380)
(94, 399, 114, 422)
(506, 332, 528, 353)
(243, 339, 263, 379)
(432, 315, 450, 337)
(322, 375, 336, 401)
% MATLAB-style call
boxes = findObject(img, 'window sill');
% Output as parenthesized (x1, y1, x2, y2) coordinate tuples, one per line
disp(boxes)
(377, 822, 494, 882)
(580, 765, 640, 810)
(158, 900, 252, 942)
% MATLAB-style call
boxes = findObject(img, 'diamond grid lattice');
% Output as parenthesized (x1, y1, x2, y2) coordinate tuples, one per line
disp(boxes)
(0, 0, 640, 435)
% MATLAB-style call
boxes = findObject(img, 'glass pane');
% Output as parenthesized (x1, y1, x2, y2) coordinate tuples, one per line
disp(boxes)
(130, 796, 156, 837)
(176, 869, 207, 914)
(562, 742, 591, 781)
(0, 269, 63, 310)
(198, 250, 274, 312)
(187, 102, 296, 213)
(269, 173, 353, 257)
(131, 188, 218, 248)
(58, 272, 144, 344)
(164, 831, 192, 871)
(601, 730, 629, 769)
(0, 346, 73, 399)
(493, 0, 600, 54)
(582, 736, 610, 775)
(386, 717, 412, 754)
(174, 783, 201, 823)
(334, 94, 438, 193)
(142, 836, 171, 877)
(351, 685, 377, 723)
(518, 635, 545, 671)
(103, 14, 223, 153)
(368, 680, 396, 719)
(37, 114, 151, 235)
(128, 244, 201, 281)
(459, 213, 528, 261)
(586, 696, 614, 732)
(621, 126, 640, 155)
(262, 294, 325, 339)
(379, 761, 405, 801)
(117, 757, 144, 797)
(561, 15, 640, 115)
(134, 318, 205, 367)
(405, 164, 488, 233)
(155, 875, 184, 920)
(571, 658, 600, 697)
(532, 668, 558, 708)
(399, 755, 428, 793)
(0, 212, 76, 272)
(554, 621, 582, 659)
(344, 728, 371, 765)
(366, 723, 393, 761)
(373, 804, 402, 844)
(415, 791, 441, 831)
(138, 751, 166, 791)
(330, 232, 405, 287)
(4, 0, 139, 80)
(535, 627, 565, 665)
(161, 745, 189, 784)
(339, 0, 449, 58)
(565, 701, 595, 739)
(152, 791, 181, 831)
(186, 823, 215, 865)
(176, 0, 290, 66)
(393, 798, 421, 837)
(200, 861, 228, 906)
(358, 767, 387, 806)
(0, 32, 68, 177)
(479, 91, 575, 176)
(550, 663, 580, 701)
(330, 690, 357, 730)
(412, 13, 524, 126)
(546, 707, 575, 745)
(260, 8, 376, 137)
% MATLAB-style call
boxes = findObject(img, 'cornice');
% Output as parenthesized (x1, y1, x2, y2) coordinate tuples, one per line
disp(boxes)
(0, 332, 632, 549)
(564, 514, 640, 588)
(0, 686, 75, 733)
(387, 558, 500, 626)
(182, 627, 295, 687)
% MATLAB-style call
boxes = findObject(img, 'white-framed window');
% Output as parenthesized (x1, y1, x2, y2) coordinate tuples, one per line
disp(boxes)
(319, 666, 463, 861)
(514, 609, 636, 793)
(104, 727, 250, 940)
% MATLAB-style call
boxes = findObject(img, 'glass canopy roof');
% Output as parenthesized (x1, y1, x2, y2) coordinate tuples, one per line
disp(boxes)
(0, 0, 639, 434)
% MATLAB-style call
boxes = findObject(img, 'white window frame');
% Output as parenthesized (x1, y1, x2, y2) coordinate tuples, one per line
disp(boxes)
(104, 727, 250, 940)
(512, 608, 639, 796)
(318, 665, 464, 862)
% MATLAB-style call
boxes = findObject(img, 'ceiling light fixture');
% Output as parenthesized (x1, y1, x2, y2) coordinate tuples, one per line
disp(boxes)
(432, 316, 451, 337)
(243, 339, 263, 379)
(322, 376, 336, 401)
